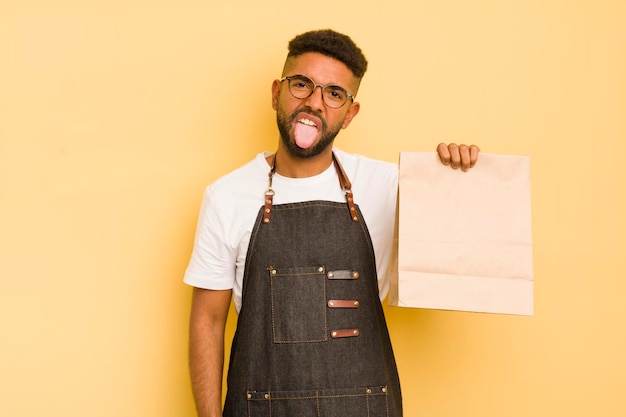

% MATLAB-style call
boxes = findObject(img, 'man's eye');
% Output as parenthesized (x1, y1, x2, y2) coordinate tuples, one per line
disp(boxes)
(327, 88, 346, 100)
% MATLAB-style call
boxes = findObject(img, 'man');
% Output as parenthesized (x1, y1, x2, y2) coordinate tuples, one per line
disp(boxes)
(185, 29, 479, 417)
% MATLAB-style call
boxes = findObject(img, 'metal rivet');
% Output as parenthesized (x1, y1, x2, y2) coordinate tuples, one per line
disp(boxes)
(265, 208, 270, 213)
(270, 269, 277, 275)
(331, 331, 338, 337)
(352, 216, 358, 221)
(382, 387, 388, 393)
(263, 218, 270, 223)
(354, 301, 359, 307)
(265, 199, 271, 204)
(353, 271, 360, 279)
(353, 330, 359, 336)
(327, 272, 334, 278)
(350, 206, 356, 211)
(329, 301, 335, 307)
(366, 388, 372, 394)
(247, 393, 252, 399)
(264, 393, 270, 399)
(318, 266, 324, 273)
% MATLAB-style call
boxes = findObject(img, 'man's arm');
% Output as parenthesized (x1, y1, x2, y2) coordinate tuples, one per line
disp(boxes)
(189, 287, 232, 417)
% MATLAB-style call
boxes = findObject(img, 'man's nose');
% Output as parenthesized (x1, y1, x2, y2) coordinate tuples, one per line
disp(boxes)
(304, 85, 325, 110)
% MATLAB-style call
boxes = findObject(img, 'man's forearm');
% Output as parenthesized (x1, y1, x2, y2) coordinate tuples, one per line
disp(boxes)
(189, 320, 224, 417)
(189, 288, 232, 417)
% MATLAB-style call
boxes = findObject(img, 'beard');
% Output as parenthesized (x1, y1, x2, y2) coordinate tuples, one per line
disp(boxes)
(276, 106, 343, 159)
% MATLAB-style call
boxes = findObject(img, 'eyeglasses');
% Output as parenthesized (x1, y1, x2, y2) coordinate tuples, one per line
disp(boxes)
(280, 75, 354, 109)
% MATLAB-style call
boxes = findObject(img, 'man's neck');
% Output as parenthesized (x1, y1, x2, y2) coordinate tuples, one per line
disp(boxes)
(268, 145, 334, 178)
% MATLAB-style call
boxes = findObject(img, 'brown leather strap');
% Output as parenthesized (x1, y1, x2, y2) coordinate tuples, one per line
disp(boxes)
(332, 152, 359, 223)
(332, 152, 352, 190)
(330, 328, 360, 338)
(326, 270, 360, 280)
(262, 190, 274, 224)
(264, 154, 277, 224)
(328, 299, 360, 308)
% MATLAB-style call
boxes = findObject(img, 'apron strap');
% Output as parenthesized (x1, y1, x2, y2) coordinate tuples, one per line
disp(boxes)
(264, 151, 359, 224)
(263, 155, 276, 224)
(332, 152, 359, 223)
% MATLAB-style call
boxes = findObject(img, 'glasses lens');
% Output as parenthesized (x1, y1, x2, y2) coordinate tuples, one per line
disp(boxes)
(323, 86, 348, 108)
(288, 76, 314, 99)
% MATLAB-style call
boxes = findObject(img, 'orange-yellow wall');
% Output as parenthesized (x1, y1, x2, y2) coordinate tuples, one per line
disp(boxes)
(1, 1, 624, 416)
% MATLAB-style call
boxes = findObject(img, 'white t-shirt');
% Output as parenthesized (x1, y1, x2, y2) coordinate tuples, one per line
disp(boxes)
(184, 149, 398, 312)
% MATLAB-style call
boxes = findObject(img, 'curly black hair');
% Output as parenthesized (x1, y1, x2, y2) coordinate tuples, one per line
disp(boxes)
(287, 29, 368, 78)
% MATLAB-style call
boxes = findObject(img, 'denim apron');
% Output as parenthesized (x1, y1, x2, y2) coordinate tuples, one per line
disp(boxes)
(223, 153, 402, 417)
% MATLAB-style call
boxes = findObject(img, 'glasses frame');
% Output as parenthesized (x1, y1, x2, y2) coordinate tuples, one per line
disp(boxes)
(279, 75, 355, 109)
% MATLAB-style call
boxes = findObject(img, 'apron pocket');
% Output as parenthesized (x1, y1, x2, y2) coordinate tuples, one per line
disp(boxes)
(269, 265, 327, 343)
(247, 386, 389, 417)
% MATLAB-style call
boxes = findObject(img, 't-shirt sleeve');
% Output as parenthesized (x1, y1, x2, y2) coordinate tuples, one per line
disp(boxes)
(183, 186, 237, 290)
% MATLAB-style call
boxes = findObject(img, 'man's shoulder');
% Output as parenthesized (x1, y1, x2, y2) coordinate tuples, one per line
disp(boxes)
(334, 148, 397, 167)
(333, 149, 398, 180)
(207, 152, 269, 195)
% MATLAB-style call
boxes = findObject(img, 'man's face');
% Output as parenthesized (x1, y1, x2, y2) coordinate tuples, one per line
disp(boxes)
(272, 52, 361, 159)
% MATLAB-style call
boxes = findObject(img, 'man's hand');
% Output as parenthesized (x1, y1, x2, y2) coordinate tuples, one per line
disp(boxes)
(436, 143, 480, 172)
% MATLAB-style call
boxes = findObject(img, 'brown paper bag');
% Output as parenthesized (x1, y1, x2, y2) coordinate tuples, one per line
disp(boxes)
(387, 152, 533, 316)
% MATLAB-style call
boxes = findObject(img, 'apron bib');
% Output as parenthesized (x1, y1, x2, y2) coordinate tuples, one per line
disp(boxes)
(223, 154, 402, 417)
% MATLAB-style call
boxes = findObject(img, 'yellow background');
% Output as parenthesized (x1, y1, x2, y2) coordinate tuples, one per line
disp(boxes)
(1, 1, 624, 416)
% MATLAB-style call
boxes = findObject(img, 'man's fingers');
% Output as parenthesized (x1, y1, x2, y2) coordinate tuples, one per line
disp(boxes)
(437, 142, 480, 171)
(436, 143, 451, 165)
(459, 144, 471, 171)
(470, 145, 480, 168)
(447, 143, 461, 169)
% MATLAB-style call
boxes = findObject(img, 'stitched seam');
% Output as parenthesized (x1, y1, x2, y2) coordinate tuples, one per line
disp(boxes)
(316, 391, 321, 417)
(323, 276, 328, 341)
(241, 213, 264, 297)
(272, 203, 346, 212)
(385, 387, 390, 417)
(269, 270, 277, 343)
(247, 393, 387, 401)
(270, 270, 328, 343)
(273, 338, 327, 343)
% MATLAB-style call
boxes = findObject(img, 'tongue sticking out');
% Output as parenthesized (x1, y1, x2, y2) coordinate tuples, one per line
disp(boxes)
(294, 121, 318, 149)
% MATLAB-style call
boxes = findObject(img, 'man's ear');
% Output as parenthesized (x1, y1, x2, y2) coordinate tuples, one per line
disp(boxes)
(341, 101, 360, 129)
(271, 79, 281, 110)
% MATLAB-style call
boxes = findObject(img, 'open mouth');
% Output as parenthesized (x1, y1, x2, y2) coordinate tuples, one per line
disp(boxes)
(294, 115, 320, 149)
